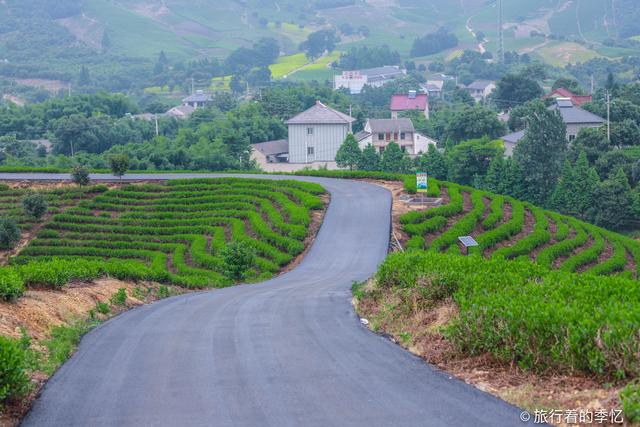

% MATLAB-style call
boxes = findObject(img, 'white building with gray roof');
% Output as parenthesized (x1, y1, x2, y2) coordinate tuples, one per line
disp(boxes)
(285, 101, 355, 163)
(501, 98, 605, 156)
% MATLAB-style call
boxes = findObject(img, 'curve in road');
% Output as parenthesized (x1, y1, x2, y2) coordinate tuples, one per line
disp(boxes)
(8, 173, 529, 426)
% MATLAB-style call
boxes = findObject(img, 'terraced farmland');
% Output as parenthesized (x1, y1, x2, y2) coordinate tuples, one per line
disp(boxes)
(0, 184, 108, 232)
(401, 179, 640, 278)
(11, 178, 326, 288)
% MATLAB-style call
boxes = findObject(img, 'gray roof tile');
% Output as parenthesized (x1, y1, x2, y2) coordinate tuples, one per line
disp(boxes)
(286, 101, 355, 125)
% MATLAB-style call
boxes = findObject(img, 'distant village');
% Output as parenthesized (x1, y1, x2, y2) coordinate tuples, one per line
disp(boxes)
(131, 64, 605, 173)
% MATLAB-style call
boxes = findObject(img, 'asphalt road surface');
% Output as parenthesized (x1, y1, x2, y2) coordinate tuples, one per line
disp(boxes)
(9, 173, 530, 427)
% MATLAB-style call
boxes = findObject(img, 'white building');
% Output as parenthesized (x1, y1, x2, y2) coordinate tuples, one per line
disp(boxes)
(466, 80, 496, 103)
(285, 101, 355, 163)
(355, 118, 436, 157)
(501, 98, 605, 156)
(334, 66, 406, 94)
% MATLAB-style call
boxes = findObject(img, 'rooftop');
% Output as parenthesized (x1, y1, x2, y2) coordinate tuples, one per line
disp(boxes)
(467, 80, 495, 90)
(251, 139, 289, 156)
(286, 101, 355, 125)
(390, 93, 428, 111)
(551, 98, 605, 124)
(183, 90, 213, 103)
(367, 118, 415, 133)
(544, 88, 592, 107)
(360, 66, 405, 78)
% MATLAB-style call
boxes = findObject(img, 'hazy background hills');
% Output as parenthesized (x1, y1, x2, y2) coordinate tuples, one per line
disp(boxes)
(1, 0, 640, 94)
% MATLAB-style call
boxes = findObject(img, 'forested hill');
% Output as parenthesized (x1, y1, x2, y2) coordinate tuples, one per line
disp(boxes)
(1, 0, 640, 90)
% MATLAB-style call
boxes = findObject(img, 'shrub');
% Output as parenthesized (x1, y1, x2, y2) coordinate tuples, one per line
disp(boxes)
(71, 166, 90, 186)
(377, 251, 640, 378)
(221, 241, 256, 282)
(22, 193, 48, 220)
(0, 268, 24, 301)
(621, 383, 640, 423)
(0, 336, 30, 406)
(109, 154, 130, 179)
(0, 218, 20, 249)
(110, 288, 127, 306)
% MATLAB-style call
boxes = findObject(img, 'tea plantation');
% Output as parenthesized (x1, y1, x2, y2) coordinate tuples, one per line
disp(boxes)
(1, 178, 325, 295)
(401, 178, 640, 277)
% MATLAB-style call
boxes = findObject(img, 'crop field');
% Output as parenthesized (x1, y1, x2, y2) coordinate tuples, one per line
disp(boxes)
(401, 179, 640, 278)
(9, 178, 326, 289)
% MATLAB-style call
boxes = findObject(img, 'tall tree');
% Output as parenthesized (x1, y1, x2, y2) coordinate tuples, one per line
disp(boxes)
(415, 144, 447, 179)
(493, 74, 543, 111)
(78, 66, 91, 86)
(335, 134, 362, 170)
(593, 168, 633, 230)
(513, 101, 567, 205)
(447, 137, 503, 186)
(300, 30, 339, 59)
(550, 152, 600, 220)
(379, 142, 411, 173)
(358, 144, 380, 171)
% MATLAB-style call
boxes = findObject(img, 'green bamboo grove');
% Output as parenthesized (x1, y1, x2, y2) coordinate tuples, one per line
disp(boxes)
(401, 178, 640, 278)
(4, 178, 325, 294)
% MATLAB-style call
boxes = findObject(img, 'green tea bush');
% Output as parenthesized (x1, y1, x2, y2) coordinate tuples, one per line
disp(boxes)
(376, 251, 640, 378)
(0, 336, 30, 406)
(0, 218, 20, 249)
(221, 241, 256, 282)
(0, 268, 24, 301)
(22, 193, 48, 220)
(621, 383, 640, 423)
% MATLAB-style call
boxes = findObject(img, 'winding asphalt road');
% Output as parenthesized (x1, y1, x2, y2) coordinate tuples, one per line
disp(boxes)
(4, 173, 530, 427)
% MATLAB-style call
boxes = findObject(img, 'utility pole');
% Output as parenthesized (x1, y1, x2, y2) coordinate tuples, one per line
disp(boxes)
(497, 0, 505, 63)
(68, 83, 72, 97)
(154, 114, 159, 137)
(606, 91, 612, 145)
(191, 77, 195, 95)
(590, 74, 594, 95)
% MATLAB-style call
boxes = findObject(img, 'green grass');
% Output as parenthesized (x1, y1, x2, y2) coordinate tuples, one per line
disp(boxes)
(533, 41, 602, 67)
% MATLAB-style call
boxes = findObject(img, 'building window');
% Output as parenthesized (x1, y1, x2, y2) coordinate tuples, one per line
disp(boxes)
(401, 146, 406, 152)
(394, 133, 398, 141)
(307, 127, 314, 135)
(307, 147, 315, 155)
(400, 132, 406, 140)
(378, 133, 384, 140)
(569, 134, 576, 141)
(379, 146, 385, 154)
(385, 133, 391, 140)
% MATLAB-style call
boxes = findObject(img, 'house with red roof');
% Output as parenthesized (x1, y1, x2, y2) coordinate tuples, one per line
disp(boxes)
(390, 90, 429, 119)
(543, 88, 592, 107)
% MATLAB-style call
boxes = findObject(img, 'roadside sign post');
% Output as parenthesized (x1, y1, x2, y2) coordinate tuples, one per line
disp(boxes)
(416, 172, 428, 205)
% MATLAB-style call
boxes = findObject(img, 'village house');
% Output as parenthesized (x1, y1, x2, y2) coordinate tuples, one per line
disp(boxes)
(466, 80, 496, 103)
(334, 66, 406, 94)
(543, 87, 592, 107)
(182, 90, 213, 109)
(390, 90, 429, 119)
(251, 101, 355, 168)
(250, 139, 289, 165)
(165, 104, 196, 119)
(355, 118, 436, 157)
(501, 97, 605, 156)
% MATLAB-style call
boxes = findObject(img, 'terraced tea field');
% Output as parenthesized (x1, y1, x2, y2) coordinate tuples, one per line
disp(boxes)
(401, 179, 640, 278)
(0, 184, 108, 232)
(11, 178, 326, 288)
